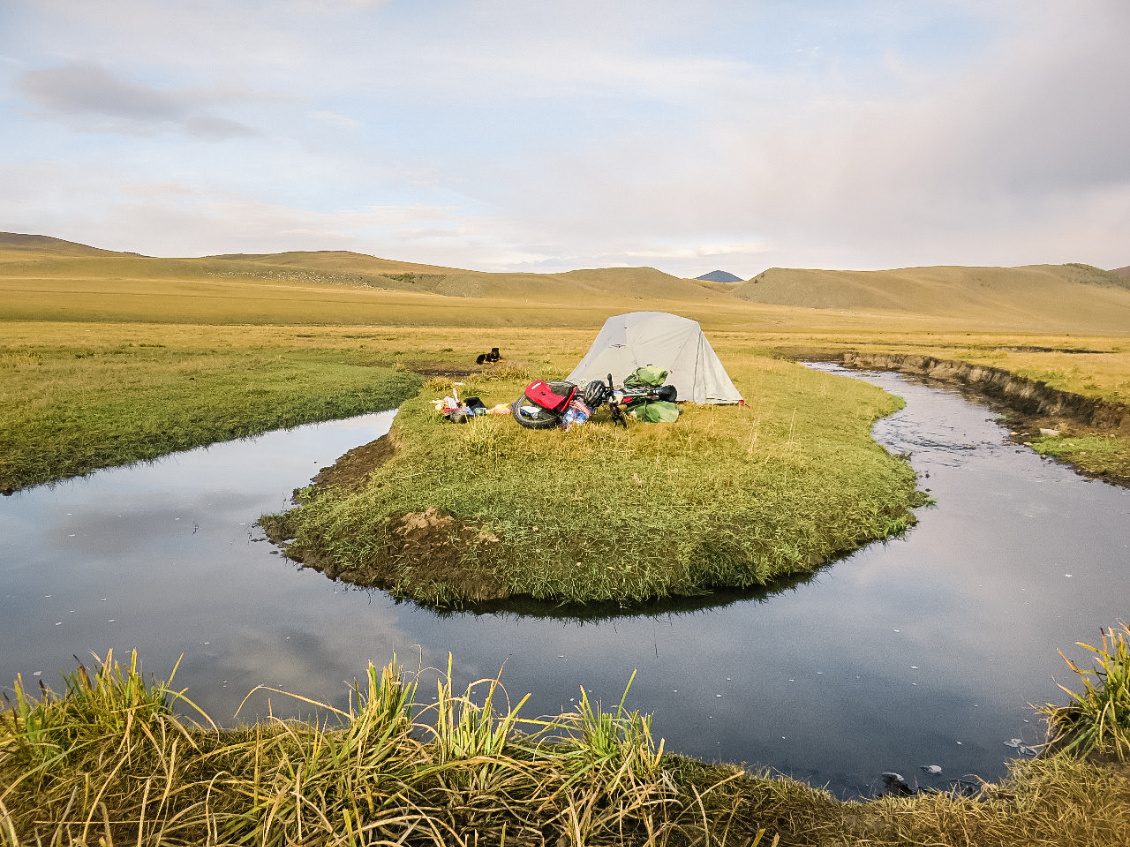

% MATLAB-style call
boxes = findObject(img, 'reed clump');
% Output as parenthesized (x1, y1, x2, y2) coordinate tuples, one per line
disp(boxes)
(5, 654, 1130, 846)
(1040, 622, 1130, 761)
(2, 653, 825, 846)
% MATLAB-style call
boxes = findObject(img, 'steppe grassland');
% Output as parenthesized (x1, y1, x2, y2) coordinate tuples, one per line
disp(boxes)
(5, 260, 1130, 842)
(5, 308, 1130, 492)
(5, 251, 1130, 492)
(727, 328, 1130, 401)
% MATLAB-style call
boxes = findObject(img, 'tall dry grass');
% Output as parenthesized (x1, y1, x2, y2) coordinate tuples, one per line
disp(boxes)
(2, 652, 803, 846)
(4, 653, 1129, 846)
(1041, 622, 1130, 762)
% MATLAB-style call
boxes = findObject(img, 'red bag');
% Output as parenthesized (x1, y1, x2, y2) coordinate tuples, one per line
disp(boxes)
(522, 380, 577, 413)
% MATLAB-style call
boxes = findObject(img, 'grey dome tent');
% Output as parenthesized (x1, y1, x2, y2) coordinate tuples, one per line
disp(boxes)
(566, 312, 742, 404)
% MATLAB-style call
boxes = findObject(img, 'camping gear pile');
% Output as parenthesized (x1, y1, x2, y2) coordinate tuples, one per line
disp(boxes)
(440, 312, 742, 429)
(510, 311, 741, 430)
(511, 380, 591, 430)
(434, 383, 510, 423)
(511, 368, 680, 430)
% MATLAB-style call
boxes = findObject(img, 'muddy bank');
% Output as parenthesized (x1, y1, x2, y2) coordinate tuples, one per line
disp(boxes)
(261, 435, 512, 603)
(308, 432, 397, 491)
(263, 501, 511, 603)
(839, 352, 1130, 433)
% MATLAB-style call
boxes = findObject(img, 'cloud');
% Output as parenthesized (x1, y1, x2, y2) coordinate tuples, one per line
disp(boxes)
(3, 1, 1129, 274)
(16, 60, 260, 139)
(182, 115, 260, 140)
(310, 110, 361, 129)
(470, 0, 1130, 272)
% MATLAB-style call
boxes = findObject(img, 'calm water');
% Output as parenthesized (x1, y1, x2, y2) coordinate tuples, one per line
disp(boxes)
(2, 369, 1127, 798)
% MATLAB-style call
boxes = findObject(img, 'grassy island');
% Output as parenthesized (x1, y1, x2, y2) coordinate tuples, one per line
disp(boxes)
(262, 358, 925, 607)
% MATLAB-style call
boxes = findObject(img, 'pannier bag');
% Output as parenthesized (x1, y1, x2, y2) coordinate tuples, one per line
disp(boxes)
(623, 366, 668, 388)
(512, 380, 578, 429)
(632, 400, 680, 422)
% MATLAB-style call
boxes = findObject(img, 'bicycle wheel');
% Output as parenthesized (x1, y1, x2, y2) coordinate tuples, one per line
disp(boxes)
(511, 396, 564, 429)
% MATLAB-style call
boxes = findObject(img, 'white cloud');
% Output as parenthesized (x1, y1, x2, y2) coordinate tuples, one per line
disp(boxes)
(16, 60, 262, 138)
(309, 110, 361, 129)
(2, 1, 1129, 274)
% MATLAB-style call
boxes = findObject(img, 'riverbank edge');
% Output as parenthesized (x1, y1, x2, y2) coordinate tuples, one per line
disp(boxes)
(835, 351, 1130, 488)
(4, 653, 1128, 846)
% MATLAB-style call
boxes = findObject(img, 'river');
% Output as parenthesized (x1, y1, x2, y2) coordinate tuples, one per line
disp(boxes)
(2, 366, 1127, 797)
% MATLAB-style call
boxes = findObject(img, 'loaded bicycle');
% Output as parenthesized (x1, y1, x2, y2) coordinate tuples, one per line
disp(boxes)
(511, 372, 677, 430)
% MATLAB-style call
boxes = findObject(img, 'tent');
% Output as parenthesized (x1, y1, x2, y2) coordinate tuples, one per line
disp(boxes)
(566, 312, 742, 404)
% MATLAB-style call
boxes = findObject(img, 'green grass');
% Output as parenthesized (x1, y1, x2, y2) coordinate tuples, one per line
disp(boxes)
(1030, 434, 1130, 481)
(0, 653, 815, 846)
(1041, 622, 1130, 761)
(4, 653, 1129, 846)
(0, 342, 423, 491)
(266, 357, 925, 606)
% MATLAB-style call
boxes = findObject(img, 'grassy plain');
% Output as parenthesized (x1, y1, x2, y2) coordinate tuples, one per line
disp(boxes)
(4, 240, 1130, 588)
(0, 324, 424, 492)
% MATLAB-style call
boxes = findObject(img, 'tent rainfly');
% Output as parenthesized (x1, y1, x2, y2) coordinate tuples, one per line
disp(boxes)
(566, 312, 742, 404)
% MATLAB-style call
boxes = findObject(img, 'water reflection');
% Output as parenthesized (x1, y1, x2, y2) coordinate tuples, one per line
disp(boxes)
(2, 372, 1128, 798)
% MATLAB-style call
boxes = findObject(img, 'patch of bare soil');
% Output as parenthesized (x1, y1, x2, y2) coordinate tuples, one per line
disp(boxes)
(299, 507, 508, 604)
(309, 433, 397, 493)
(262, 435, 509, 603)
(1088, 753, 1130, 783)
(411, 367, 478, 377)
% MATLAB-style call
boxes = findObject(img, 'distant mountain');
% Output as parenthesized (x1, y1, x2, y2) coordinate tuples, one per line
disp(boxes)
(1113, 265, 1130, 281)
(694, 270, 742, 283)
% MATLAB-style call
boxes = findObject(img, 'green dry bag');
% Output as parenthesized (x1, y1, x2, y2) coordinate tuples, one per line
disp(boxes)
(633, 401, 680, 423)
(624, 366, 668, 387)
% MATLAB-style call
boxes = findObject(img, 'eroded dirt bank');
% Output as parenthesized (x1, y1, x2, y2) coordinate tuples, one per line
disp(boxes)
(840, 352, 1130, 433)
(839, 351, 1130, 487)
(262, 434, 512, 602)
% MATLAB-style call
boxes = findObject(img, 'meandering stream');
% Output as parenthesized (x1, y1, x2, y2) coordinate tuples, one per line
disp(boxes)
(2, 366, 1127, 797)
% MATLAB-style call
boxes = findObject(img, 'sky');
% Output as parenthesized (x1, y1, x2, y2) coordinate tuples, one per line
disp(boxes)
(2, 0, 1128, 278)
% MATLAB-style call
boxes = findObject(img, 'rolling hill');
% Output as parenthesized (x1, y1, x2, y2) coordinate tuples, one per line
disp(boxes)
(0, 232, 139, 258)
(729, 263, 1130, 332)
(0, 236, 726, 302)
(3, 232, 1130, 333)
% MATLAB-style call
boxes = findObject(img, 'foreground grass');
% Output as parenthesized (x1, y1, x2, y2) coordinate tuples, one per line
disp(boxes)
(3, 652, 1128, 847)
(1041, 622, 1130, 762)
(265, 357, 924, 606)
